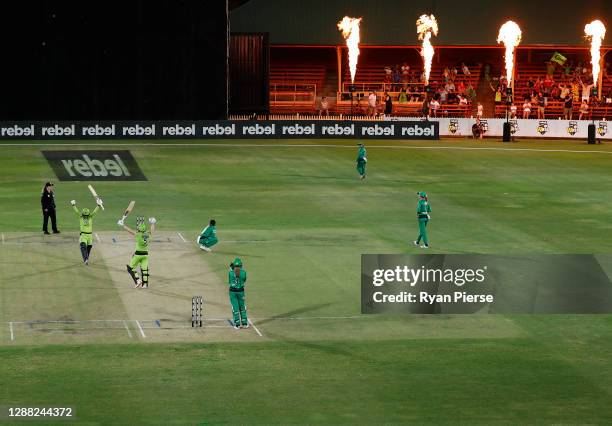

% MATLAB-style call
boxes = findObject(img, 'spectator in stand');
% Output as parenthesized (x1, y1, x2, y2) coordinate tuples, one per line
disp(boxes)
(476, 102, 484, 119)
(384, 92, 393, 116)
(559, 83, 570, 100)
(429, 96, 440, 117)
(461, 62, 470, 75)
(384, 66, 392, 90)
(443, 67, 451, 82)
(492, 85, 503, 104)
(564, 61, 573, 77)
(458, 94, 468, 105)
(563, 95, 573, 120)
(550, 84, 560, 100)
(579, 100, 589, 120)
(527, 77, 535, 91)
(580, 79, 593, 102)
(392, 66, 402, 91)
(546, 61, 556, 76)
(536, 92, 545, 119)
(445, 80, 455, 93)
(510, 103, 518, 119)
(438, 86, 448, 104)
(456, 80, 466, 95)
(571, 79, 580, 101)
(522, 97, 532, 119)
(466, 83, 477, 101)
(398, 87, 408, 103)
(533, 77, 542, 93)
(401, 62, 410, 85)
(318, 96, 330, 116)
(367, 92, 377, 116)
(451, 67, 458, 79)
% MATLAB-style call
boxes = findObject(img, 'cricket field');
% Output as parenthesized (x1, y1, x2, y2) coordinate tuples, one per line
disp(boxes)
(1, 138, 612, 424)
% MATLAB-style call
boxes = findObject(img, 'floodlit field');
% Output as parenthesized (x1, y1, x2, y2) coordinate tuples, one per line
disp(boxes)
(2, 138, 612, 424)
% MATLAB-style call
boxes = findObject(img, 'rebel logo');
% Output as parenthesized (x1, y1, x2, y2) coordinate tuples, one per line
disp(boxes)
(42, 150, 147, 181)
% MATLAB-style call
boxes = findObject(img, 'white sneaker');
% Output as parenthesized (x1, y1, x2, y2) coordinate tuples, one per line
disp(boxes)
(413, 241, 419, 246)
(420, 245, 429, 249)
(201, 246, 211, 252)
(233, 324, 240, 330)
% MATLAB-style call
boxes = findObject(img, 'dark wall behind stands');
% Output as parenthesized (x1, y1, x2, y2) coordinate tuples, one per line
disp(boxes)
(229, 33, 269, 115)
(0, 1, 228, 120)
(231, 0, 610, 46)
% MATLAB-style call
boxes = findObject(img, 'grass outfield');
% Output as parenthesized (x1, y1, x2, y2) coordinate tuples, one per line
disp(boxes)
(2, 138, 612, 424)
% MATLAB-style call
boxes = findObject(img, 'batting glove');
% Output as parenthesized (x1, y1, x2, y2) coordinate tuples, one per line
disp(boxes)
(427, 214, 431, 220)
(96, 197, 103, 206)
(117, 219, 124, 226)
(70, 200, 76, 206)
(149, 217, 157, 224)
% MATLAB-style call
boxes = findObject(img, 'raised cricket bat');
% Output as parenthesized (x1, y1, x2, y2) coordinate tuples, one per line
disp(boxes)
(87, 184, 104, 210)
(120, 201, 136, 222)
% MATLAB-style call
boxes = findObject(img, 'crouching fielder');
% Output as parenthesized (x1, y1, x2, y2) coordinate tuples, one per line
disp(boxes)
(228, 258, 249, 329)
(118, 216, 156, 288)
(197, 219, 218, 252)
(71, 198, 102, 264)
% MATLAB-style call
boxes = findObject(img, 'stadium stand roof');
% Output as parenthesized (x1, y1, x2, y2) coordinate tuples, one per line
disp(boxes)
(231, 0, 610, 46)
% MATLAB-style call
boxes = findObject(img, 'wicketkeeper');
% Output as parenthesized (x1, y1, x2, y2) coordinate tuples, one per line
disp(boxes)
(197, 219, 218, 252)
(118, 216, 156, 288)
(356, 143, 367, 180)
(71, 198, 103, 264)
(228, 258, 248, 329)
(414, 191, 432, 248)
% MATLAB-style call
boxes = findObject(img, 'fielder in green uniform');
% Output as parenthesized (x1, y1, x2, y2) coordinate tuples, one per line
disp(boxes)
(414, 191, 432, 248)
(118, 216, 156, 288)
(197, 219, 218, 252)
(228, 258, 248, 329)
(70, 198, 103, 264)
(356, 143, 367, 179)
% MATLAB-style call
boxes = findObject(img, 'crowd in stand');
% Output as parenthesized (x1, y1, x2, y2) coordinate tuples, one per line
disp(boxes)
(335, 62, 478, 117)
(494, 59, 612, 120)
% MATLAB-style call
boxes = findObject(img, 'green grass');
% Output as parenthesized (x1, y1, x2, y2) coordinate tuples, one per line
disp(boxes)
(2, 138, 612, 424)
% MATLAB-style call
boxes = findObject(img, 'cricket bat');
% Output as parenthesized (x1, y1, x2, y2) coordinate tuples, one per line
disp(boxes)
(87, 184, 104, 210)
(119, 201, 136, 222)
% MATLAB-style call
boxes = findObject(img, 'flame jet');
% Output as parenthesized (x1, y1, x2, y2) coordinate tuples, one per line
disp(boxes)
(338, 17, 362, 84)
(497, 21, 522, 88)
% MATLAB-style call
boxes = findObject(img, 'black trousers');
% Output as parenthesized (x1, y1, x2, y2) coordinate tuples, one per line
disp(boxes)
(42, 209, 58, 233)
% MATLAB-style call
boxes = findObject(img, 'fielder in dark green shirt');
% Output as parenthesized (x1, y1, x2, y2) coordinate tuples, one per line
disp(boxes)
(414, 191, 432, 248)
(228, 258, 249, 328)
(356, 143, 367, 180)
(197, 219, 218, 252)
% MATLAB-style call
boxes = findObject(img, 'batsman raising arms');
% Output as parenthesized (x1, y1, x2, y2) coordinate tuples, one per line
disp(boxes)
(70, 198, 103, 264)
(118, 216, 156, 288)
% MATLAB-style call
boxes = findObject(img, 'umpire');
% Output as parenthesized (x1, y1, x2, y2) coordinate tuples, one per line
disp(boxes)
(41, 182, 60, 234)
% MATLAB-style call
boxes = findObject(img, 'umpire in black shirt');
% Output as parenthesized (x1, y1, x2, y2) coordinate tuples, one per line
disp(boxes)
(41, 182, 60, 234)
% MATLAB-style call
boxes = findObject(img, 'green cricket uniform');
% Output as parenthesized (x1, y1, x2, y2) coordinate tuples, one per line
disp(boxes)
(129, 229, 151, 286)
(73, 205, 100, 263)
(73, 205, 99, 245)
(416, 198, 432, 246)
(198, 225, 218, 248)
(229, 268, 248, 326)
(356, 145, 367, 178)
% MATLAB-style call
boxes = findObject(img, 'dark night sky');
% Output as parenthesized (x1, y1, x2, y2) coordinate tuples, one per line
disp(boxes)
(231, 0, 610, 45)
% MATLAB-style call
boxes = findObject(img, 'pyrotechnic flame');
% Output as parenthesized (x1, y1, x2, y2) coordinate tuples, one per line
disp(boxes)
(584, 20, 606, 85)
(337, 16, 362, 84)
(416, 14, 438, 85)
(497, 21, 522, 87)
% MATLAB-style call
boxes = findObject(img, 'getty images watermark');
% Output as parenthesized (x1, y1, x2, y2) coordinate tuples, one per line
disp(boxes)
(361, 254, 612, 314)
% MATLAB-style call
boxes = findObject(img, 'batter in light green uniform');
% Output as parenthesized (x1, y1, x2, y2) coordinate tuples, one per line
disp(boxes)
(414, 191, 432, 248)
(119, 217, 156, 288)
(356, 143, 367, 179)
(70, 198, 102, 264)
(228, 258, 248, 328)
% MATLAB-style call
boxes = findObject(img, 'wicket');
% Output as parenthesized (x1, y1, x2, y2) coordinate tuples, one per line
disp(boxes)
(191, 296, 203, 327)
